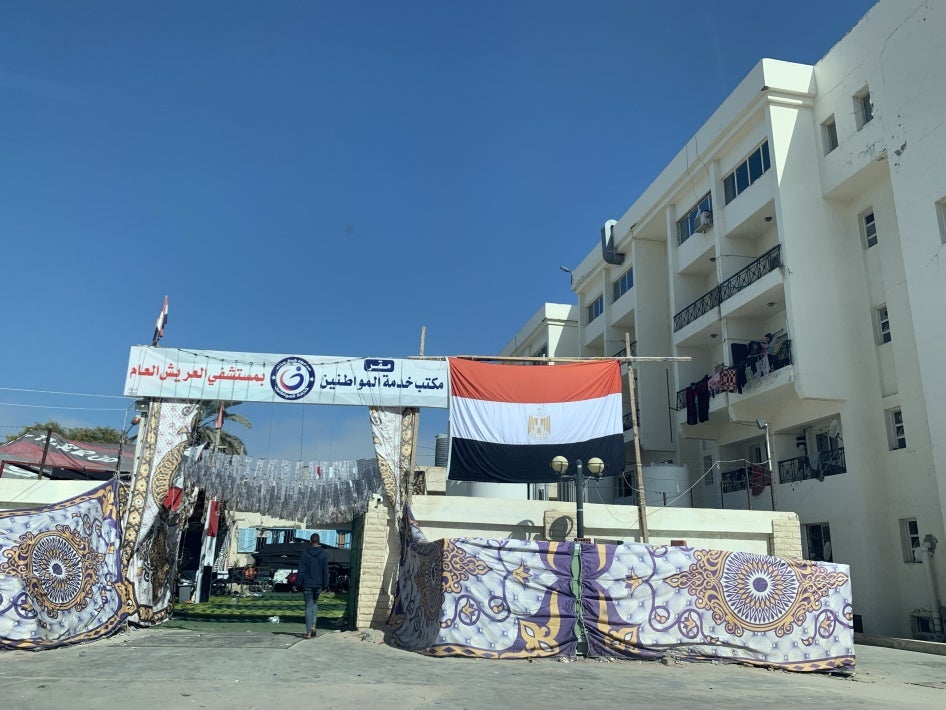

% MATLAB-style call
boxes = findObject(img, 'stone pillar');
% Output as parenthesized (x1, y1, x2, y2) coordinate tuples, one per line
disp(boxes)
(769, 512, 803, 558)
(355, 496, 401, 630)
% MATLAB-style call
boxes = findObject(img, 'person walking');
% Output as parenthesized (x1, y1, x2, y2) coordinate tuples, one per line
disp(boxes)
(297, 533, 329, 639)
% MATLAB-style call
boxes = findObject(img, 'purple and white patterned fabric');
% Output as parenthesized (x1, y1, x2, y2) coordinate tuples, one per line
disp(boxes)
(0, 481, 128, 650)
(391, 512, 855, 671)
(390, 512, 577, 658)
(582, 542, 854, 671)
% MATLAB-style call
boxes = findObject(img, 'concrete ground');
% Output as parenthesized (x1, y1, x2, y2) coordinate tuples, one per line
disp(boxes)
(2, 627, 945, 709)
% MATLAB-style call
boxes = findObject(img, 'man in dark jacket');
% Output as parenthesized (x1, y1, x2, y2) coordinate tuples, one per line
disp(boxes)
(297, 533, 329, 638)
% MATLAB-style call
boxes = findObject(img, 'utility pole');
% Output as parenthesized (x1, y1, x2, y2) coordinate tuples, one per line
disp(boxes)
(626, 332, 649, 543)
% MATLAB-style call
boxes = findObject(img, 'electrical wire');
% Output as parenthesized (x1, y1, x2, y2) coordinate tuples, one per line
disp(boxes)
(0, 402, 130, 412)
(0, 387, 131, 400)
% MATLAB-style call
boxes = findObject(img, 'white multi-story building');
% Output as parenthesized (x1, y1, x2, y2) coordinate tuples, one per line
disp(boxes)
(566, 1, 946, 639)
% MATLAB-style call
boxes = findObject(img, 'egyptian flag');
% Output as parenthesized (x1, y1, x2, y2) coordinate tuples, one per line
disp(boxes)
(152, 295, 168, 346)
(447, 358, 624, 483)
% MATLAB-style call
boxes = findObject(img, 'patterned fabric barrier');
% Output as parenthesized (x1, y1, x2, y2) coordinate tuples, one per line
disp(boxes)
(581, 543, 854, 671)
(391, 511, 855, 671)
(0, 481, 128, 650)
(390, 512, 578, 658)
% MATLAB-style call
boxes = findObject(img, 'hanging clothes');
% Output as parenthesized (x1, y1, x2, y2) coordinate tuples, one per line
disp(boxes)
(720, 368, 738, 393)
(685, 385, 698, 425)
(696, 376, 710, 423)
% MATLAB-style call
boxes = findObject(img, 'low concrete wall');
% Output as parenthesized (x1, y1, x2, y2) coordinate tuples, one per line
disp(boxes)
(0, 479, 101, 510)
(354, 494, 803, 630)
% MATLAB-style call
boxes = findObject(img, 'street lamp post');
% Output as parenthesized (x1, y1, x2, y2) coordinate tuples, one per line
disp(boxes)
(550, 455, 605, 539)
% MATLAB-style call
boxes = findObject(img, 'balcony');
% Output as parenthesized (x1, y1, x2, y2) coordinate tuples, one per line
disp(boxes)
(673, 245, 782, 332)
(778, 448, 846, 484)
(676, 340, 794, 421)
(720, 466, 771, 494)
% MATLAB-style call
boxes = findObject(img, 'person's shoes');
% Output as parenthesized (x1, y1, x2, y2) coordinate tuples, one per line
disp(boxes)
(303, 633, 312, 639)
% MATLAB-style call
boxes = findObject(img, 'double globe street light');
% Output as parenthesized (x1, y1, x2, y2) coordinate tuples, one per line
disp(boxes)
(550, 455, 606, 540)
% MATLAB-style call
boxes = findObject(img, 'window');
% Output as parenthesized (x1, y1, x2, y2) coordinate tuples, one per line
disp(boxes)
(875, 304, 891, 344)
(888, 408, 906, 450)
(854, 86, 873, 130)
(899, 518, 920, 563)
(587, 294, 604, 323)
(616, 473, 634, 498)
(723, 141, 771, 204)
(861, 209, 878, 248)
(237, 528, 257, 553)
(612, 268, 634, 302)
(805, 522, 833, 562)
(676, 193, 712, 244)
(822, 116, 839, 154)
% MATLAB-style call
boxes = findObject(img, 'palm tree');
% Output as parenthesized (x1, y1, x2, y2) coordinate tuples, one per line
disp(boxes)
(191, 401, 252, 455)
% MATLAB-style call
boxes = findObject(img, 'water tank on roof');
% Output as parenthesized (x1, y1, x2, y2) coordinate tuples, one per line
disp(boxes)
(434, 433, 449, 467)
(642, 463, 691, 508)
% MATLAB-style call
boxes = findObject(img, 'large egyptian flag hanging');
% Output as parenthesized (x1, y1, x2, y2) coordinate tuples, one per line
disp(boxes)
(447, 359, 624, 483)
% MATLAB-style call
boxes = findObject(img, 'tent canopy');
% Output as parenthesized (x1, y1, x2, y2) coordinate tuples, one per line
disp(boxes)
(0, 430, 134, 479)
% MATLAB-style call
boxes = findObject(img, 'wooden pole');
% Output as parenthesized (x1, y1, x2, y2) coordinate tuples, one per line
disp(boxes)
(37, 427, 53, 480)
(409, 354, 689, 363)
(406, 326, 426, 502)
(625, 333, 649, 543)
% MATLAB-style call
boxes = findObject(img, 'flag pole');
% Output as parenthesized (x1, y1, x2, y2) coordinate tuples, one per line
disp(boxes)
(625, 332, 649, 544)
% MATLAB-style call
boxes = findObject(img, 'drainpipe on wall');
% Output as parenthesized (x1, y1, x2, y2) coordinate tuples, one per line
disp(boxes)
(918, 534, 945, 641)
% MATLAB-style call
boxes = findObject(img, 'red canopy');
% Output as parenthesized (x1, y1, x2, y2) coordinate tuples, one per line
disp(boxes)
(0, 430, 134, 477)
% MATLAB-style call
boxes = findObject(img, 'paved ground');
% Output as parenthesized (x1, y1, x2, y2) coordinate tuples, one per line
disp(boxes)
(2, 627, 945, 709)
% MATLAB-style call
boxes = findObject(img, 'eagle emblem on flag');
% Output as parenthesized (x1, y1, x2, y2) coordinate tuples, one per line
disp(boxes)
(527, 410, 551, 441)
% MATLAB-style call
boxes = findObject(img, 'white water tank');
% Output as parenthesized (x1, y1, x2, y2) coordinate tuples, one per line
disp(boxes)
(642, 463, 691, 508)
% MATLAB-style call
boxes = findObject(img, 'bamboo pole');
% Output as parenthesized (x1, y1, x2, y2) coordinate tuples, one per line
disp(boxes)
(625, 333, 649, 544)
(406, 326, 426, 503)
(409, 354, 689, 363)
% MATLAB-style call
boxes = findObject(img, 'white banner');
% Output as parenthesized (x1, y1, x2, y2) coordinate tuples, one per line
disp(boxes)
(123, 346, 449, 408)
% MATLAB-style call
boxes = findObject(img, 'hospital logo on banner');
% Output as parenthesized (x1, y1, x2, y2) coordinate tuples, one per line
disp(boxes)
(270, 356, 317, 400)
(527, 409, 551, 441)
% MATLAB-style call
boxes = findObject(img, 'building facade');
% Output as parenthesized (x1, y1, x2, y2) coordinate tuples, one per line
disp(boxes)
(568, 1, 946, 639)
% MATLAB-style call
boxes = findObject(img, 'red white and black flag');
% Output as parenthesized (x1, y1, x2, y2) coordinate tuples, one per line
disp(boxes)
(447, 358, 624, 483)
(152, 295, 168, 346)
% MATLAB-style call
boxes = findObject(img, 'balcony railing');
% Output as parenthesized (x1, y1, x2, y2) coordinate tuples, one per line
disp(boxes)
(778, 448, 846, 484)
(673, 287, 721, 332)
(673, 244, 783, 332)
(612, 341, 638, 358)
(718, 244, 782, 301)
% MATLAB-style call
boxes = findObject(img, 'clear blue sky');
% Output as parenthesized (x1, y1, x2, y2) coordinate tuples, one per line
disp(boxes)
(0, 1, 876, 463)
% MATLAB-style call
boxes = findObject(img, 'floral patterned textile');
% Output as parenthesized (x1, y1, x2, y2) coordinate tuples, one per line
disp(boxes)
(0, 481, 128, 650)
(582, 543, 854, 671)
(390, 511, 577, 658)
(391, 513, 855, 671)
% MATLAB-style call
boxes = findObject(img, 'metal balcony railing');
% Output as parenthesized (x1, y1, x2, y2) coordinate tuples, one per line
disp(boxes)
(778, 447, 846, 484)
(612, 341, 637, 358)
(673, 286, 721, 332)
(720, 468, 748, 493)
(673, 244, 783, 331)
(718, 244, 782, 301)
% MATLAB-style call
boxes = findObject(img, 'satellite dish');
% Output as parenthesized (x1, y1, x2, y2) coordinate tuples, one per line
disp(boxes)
(828, 419, 840, 439)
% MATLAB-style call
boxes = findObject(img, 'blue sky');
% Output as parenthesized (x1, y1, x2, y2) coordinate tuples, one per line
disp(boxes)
(0, 1, 876, 463)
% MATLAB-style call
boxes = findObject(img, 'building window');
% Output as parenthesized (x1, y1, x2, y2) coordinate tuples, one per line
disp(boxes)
(900, 518, 920, 563)
(822, 116, 839, 154)
(888, 408, 906, 450)
(805, 522, 833, 562)
(723, 141, 771, 204)
(861, 209, 878, 248)
(854, 86, 873, 130)
(612, 268, 634, 302)
(587, 294, 604, 323)
(875, 304, 891, 344)
(676, 193, 712, 244)
(616, 473, 634, 498)
(703, 455, 714, 486)
(237, 528, 257, 553)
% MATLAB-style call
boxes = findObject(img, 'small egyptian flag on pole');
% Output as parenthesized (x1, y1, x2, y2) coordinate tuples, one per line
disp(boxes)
(152, 295, 168, 346)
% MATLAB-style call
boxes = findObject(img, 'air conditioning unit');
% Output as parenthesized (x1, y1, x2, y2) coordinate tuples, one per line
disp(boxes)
(694, 210, 713, 233)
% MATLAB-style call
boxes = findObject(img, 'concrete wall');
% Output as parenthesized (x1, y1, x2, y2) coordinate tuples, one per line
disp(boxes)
(0, 478, 101, 510)
(354, 494, 802, 629)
